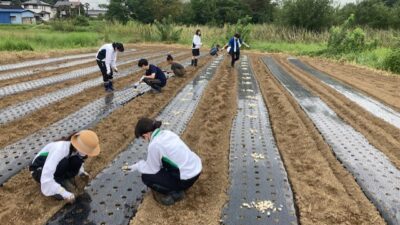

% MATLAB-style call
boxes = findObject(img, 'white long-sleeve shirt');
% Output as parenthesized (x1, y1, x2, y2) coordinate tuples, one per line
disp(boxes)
(96, 43, 118, 75)
(32, 141, 83, 199)
(192, 35, 202, 49)
(134, 129, 202, 180)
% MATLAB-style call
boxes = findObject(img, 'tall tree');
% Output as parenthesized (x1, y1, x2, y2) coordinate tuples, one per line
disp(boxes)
(280, 0, 334, 31)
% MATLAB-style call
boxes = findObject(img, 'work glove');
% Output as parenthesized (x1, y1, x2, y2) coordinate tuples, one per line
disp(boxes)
(121, 163, 138, 172)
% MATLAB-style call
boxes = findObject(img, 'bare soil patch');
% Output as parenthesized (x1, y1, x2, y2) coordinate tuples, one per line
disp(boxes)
(251, 53, 385, 225)
(0, 55, 211, 225)
(130, 57, 237, 225)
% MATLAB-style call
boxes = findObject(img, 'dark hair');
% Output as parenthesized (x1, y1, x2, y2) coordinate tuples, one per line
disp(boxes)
(138, 58, 149, 67)
(195, 29, 201, 35)
(234, 33, 241, 38)
(135, 118, 162, 138)
(216, 44, 220, 48)
(166, 54, 173, 61)
(113, 42, 124, 52)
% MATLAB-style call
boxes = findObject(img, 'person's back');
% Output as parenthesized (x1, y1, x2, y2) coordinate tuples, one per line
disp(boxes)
(171, 62, 186, 77)
(146, 64, 167, 87)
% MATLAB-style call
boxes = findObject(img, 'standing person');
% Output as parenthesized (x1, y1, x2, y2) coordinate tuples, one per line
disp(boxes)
(96, 42, 124, 92)
(138, 59, 167, 93)
(123, 118, 202, 206)
(224, 33, 250, 67)
(29, 130, 101, 203)
(166, 54, 186, 77)
(191, 29, 202, 67)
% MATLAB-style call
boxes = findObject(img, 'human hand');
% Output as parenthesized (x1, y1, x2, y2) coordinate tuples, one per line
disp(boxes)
(64, 192, 75, 203)
(114, 68, 119, 73)
(122, 164, 138, 172)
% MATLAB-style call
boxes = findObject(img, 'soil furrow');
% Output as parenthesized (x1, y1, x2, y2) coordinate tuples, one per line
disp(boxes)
(0, 55, 211, 225)
(0, 53, 190, 148)
(275, 56, 400, 170)
(252, 54, 385, 225)
(303, 57, 400, 111)
(130, 57, 237, 225)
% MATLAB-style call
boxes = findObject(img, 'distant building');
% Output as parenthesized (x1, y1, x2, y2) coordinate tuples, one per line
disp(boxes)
(0, 1, 11, 6)
(54, 0, 82, 18)
(0, 5, 35, 24)
(87, 9, 106, 18)
(21, 0, 54, 21)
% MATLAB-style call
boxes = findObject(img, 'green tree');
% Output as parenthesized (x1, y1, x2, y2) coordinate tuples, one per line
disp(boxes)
(355, 0, 393, 29)
(106, 0, 131, 24)
(280, 0, 334, 31)
(240, 0, 276, 23)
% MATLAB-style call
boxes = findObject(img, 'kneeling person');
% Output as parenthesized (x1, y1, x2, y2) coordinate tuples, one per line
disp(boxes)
(29, 130, 100, 203)
(138, 59, 167, 92)
(123, 118, 202, 206)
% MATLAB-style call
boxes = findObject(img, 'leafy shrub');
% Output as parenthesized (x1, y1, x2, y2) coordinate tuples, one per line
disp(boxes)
(327, 14, 376, 54)
(226, 15, 252, 44)
(73, 16, 90, 26)
(383, 49, 400, 74)
(154, 16, 183, 43)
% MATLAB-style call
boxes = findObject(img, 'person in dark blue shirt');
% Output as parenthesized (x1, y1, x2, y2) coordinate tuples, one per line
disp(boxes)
(138, 59, 167, 92)
(223, 33, 250, 67)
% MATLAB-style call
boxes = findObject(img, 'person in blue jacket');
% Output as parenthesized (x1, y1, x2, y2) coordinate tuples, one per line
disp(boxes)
(138, 59, 167, 93)
(224, 33, 250, 67)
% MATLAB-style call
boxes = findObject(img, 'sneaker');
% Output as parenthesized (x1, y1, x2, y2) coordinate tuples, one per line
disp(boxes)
(152, 191, 175, 206)
(170, 191, 185, 202)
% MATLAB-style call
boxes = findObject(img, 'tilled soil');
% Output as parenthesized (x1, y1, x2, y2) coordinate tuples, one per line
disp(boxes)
(0, 47, 98, 65)
(0, 47, 183, 110)
(0, 55, 211, 225)
(251, 54, 386, 225)
(130, 57, 237, 225)
(1, 48, 398, 225)
(0, 52, 191, 148)
(275, 55, 400, 170)
(0, 50, 146, 88)
(302, 57, 400, 111)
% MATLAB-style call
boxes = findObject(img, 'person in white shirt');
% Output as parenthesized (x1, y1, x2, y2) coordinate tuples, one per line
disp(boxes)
(191, 29, 202, 67)
(123, 118, 202, 206)
(29, 130, 101, 203)
(96, 42, 124, 92)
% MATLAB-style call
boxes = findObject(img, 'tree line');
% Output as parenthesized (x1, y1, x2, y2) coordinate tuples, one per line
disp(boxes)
(105, 0, 400, 30)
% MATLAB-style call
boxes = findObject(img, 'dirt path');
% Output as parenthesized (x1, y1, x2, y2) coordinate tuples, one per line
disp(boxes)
(251, 54, 386, 225)
(0, 56, 212, 225)
(302, 57, 400, 111)
(130, 57, 237, 225)
(0, 52, 190, 149)
(275, 56, 400, 170)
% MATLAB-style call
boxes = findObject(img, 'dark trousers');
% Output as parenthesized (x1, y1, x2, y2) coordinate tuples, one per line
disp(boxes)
(143, 78, 163, 91)
(30, 155, 83, 184)
(230, 51, 240, 66)
(97, 60, 113, 82)
(142, 168, 200, 195)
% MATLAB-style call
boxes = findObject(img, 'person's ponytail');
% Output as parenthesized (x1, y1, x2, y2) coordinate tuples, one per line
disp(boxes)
(135, 117, 162, 138)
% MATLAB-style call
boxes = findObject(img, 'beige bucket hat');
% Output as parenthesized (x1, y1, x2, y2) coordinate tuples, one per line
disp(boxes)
(71, 130, 100, 157)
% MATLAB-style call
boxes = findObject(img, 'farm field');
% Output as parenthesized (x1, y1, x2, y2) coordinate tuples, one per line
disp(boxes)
(0, 44, 399, 225)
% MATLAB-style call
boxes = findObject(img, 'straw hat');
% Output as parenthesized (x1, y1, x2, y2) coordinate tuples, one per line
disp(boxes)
(71, 130, 100, 157)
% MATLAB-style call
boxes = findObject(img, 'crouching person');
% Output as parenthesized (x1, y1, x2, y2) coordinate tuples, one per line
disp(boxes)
(138, 59, 167, 93)
(123, 118, 202, 206)
(29, 130, 100, 203)
(166, 54, 186, 77)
